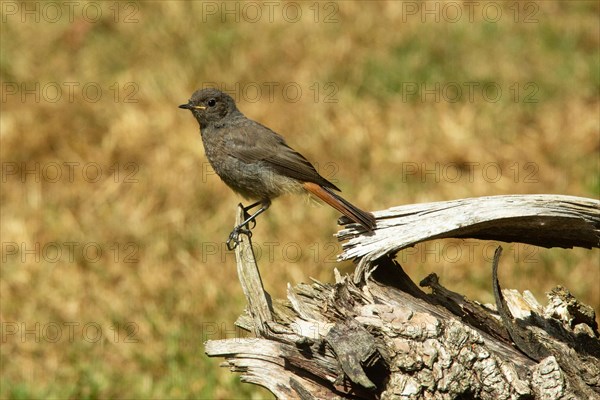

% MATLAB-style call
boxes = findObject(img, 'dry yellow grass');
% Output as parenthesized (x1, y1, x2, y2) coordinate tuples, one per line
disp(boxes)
(1, 1, 598, 398)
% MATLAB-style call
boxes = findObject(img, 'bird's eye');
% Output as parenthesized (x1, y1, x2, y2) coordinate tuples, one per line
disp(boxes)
(207, 99, 216, 107)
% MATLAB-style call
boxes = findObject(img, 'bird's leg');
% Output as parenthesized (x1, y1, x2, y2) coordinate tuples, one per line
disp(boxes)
(241, 201, 262, 229)
(226, 200, 271, 250)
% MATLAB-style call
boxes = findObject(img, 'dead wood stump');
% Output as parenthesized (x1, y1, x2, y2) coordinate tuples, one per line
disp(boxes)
(205, 194, 600, 399)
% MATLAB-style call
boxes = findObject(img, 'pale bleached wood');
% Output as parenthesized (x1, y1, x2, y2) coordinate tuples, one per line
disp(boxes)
(337, 195, 599, 280)
(203, 199, 600, 399)
(232, 206, 274, 335)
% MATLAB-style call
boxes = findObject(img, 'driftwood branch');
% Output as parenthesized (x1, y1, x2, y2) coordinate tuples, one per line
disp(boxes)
(204, 195, 600, 399)
(337, 194, 599, 281)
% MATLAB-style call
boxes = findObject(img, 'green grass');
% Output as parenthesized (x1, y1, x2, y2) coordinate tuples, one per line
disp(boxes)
(1, 1, 598, 398)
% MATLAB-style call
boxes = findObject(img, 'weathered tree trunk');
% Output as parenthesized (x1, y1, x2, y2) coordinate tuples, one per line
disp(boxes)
(205, 194, 600, 399)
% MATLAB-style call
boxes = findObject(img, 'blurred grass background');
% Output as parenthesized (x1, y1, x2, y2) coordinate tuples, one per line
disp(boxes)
(1, 1, 598, 398)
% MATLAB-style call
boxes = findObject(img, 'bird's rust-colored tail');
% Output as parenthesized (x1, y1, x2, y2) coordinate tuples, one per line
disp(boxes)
(302, 182, 376, 231)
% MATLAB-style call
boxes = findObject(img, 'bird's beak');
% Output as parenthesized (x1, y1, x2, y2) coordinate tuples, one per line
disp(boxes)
(178, 103, 206, 110)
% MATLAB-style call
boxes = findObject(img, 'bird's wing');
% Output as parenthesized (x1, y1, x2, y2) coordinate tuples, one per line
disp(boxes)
(225, 119, 340, 191)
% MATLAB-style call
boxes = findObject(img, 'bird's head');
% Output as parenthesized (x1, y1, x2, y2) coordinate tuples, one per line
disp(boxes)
(179, 88, 238, 126)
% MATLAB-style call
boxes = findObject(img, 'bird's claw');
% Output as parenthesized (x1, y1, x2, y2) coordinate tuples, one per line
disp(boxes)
(226, 227, 253, 251)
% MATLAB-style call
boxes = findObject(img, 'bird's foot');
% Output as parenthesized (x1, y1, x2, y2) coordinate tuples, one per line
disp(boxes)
(226, 226, 253, 251)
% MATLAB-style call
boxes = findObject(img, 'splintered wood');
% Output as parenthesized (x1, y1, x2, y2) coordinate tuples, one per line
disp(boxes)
(205, 195, 600, 399)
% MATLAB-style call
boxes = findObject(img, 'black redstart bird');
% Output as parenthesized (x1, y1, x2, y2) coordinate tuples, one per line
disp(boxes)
(179, 88, 375, 249)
